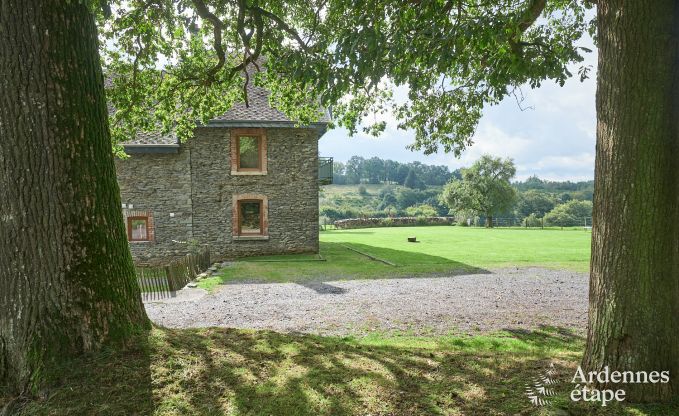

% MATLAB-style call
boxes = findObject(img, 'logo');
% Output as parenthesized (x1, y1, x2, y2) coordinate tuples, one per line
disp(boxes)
(526, 363, 671, 408)
(525, 363, 559, 406)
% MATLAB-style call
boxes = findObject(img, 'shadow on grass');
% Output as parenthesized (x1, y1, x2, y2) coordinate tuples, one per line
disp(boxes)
(340, 242, 483, 267)
(210, 242, 491, 287)
(6, 326, 678, 416)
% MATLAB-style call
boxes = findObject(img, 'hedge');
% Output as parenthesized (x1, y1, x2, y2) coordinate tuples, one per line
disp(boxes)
(334, 216, 455, 229)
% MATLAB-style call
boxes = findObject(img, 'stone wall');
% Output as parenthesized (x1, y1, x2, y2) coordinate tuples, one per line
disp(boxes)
(115, 150, 194, 264)
(189, 127, 319, 260)
(115, 126, 320, 263)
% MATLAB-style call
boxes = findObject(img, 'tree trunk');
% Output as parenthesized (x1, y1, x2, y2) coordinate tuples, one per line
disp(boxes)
(583, 0, 679, 402)
(0, 0, 149, 393)
(486, 215, 493, 228)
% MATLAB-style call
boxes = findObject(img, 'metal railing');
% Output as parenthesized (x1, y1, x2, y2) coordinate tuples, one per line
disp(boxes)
(319, 157, 333, 185)
(469, 217, 593, 229)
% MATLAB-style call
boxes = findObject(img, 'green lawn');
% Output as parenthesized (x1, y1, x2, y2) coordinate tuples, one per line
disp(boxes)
(7, 228, 675, 415)
(199, 226, 590, 291)
(5, 327, 676, 416)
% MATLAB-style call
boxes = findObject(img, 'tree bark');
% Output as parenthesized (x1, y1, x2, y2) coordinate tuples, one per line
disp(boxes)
(0, 0, 149, 393)
(486, 215, 493, 228)
(583, 0, 679, 402)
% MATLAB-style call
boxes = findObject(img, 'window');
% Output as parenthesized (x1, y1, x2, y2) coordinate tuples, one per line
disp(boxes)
(238, 200, 263, 235)
(238, 136, 261, 170)
(127, 216, 150, 241)
(233, 194, 268, 239)
(231, 128, 267, 174)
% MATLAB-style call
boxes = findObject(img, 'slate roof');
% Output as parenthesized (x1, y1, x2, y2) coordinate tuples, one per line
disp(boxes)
(127, 131, 178, 146)
(212, 84, 331, 124)
(111, 73, 330, 146)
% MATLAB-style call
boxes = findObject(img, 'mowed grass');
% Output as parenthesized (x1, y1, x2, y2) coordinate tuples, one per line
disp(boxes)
(323, 226, 591, 270)
(199, 226, 590, 290)
(4, 327, 676, 416)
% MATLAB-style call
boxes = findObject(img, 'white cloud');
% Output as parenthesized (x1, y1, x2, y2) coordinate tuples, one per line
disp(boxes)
(320, 36, 597, 182)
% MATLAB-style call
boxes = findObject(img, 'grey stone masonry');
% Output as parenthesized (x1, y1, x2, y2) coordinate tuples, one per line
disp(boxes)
(115, 126, 320, 264)
(115, 150, 194, 264)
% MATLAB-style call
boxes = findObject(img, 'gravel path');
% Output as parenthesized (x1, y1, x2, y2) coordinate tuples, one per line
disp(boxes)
(145, 267, 589, 336)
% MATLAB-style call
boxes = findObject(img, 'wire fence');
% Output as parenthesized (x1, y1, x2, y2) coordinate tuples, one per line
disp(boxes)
(136, 246, 211, 300)
(472, 217, 593, 229)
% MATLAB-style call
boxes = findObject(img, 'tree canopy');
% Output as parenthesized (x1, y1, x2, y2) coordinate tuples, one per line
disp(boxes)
(98, 0, 594, 155)
(331, 156, 455, 186)
(441, 155, 517, 225)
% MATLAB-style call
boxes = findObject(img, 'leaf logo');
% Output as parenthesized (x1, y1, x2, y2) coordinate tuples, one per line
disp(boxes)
(525, 363, 560, 407)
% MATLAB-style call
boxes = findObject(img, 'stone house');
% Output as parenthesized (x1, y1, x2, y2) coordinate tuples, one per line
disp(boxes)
(115, 85, 332, 264)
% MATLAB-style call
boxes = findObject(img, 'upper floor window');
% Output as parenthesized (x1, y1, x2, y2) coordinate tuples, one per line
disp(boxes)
(231, 128, 267, 175)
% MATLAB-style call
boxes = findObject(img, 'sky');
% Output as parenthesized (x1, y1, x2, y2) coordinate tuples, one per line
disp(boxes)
(319, 40, 597, 182)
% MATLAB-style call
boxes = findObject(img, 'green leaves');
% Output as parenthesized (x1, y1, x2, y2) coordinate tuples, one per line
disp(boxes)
(441, 155, 517, 217)
(99, 0, 591, 155)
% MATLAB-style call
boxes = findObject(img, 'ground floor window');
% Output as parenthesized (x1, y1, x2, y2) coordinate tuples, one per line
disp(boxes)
(238, 200, 263, 234)
(124, 210, 155, 242)
(233, 194, 268, 238)
(128, 217, 149, 241)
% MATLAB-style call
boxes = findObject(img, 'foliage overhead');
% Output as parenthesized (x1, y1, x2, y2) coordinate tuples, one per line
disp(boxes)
(441, 154, 517, 218)
(98, 0, 594, 155)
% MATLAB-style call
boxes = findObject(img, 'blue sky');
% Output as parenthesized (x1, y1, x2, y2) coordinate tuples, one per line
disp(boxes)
(319, 40, 597, 182)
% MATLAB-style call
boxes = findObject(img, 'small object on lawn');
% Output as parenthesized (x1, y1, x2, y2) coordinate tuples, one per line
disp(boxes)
(408, 236, 417, 243)
(187, 282, 198, 288)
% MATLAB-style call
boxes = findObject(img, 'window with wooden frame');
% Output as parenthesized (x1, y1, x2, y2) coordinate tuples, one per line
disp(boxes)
(231, 128, 267, 175)
(238, 200, 263, 234)
(127, 216, 150, 241)
(232, 194, 268, 239)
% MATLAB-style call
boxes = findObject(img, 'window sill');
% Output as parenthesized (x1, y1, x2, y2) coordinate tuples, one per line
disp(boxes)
(231, 170, 268, 176)
(233, 235, 269, 241)
(129, 240, 153, 244)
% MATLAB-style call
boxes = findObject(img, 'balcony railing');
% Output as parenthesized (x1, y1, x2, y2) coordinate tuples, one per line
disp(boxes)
(319, 157, 333, 185)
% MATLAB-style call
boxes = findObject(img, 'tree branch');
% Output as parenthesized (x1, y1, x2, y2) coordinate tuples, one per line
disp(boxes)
(191, 0, 226, 79)
(509, 0, 546, 56)
(251, 5, 312, 52)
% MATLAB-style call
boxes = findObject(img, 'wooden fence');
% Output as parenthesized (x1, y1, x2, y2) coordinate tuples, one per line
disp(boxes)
(136, 246, 211, 300)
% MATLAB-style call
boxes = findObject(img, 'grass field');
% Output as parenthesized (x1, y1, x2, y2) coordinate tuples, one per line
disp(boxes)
(4, 327, 676, 416)
(7, 228, 677, 415)
(199, 226, 591, 291)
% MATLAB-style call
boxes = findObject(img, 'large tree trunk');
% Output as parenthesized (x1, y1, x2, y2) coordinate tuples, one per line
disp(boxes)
(0, 0, 149, 393)
(583, 0, 679, 402)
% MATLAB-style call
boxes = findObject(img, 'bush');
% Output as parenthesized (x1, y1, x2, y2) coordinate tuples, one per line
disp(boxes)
(378, 186, 396, 198)
(544, 200, 593, 227)
(358, 185, 368, 196)
(405, 204, 438, 217)
(524, 213, 543, 227)
(334, 216, 454, 229)
(378, 193, 398, 210)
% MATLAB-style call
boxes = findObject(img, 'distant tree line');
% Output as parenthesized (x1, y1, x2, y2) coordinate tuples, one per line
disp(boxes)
(321, 155, 594, 228)
(332, 156, 459, 187)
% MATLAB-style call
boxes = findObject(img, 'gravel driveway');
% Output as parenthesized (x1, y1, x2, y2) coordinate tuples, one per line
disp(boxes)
(145, 267, 589, 336)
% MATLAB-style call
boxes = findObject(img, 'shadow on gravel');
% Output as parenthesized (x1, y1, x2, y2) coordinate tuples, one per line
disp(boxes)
(297, 281, 348, 295)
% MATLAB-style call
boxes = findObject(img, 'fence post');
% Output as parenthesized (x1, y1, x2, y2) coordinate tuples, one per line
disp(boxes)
(165, 265, 174, 292)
